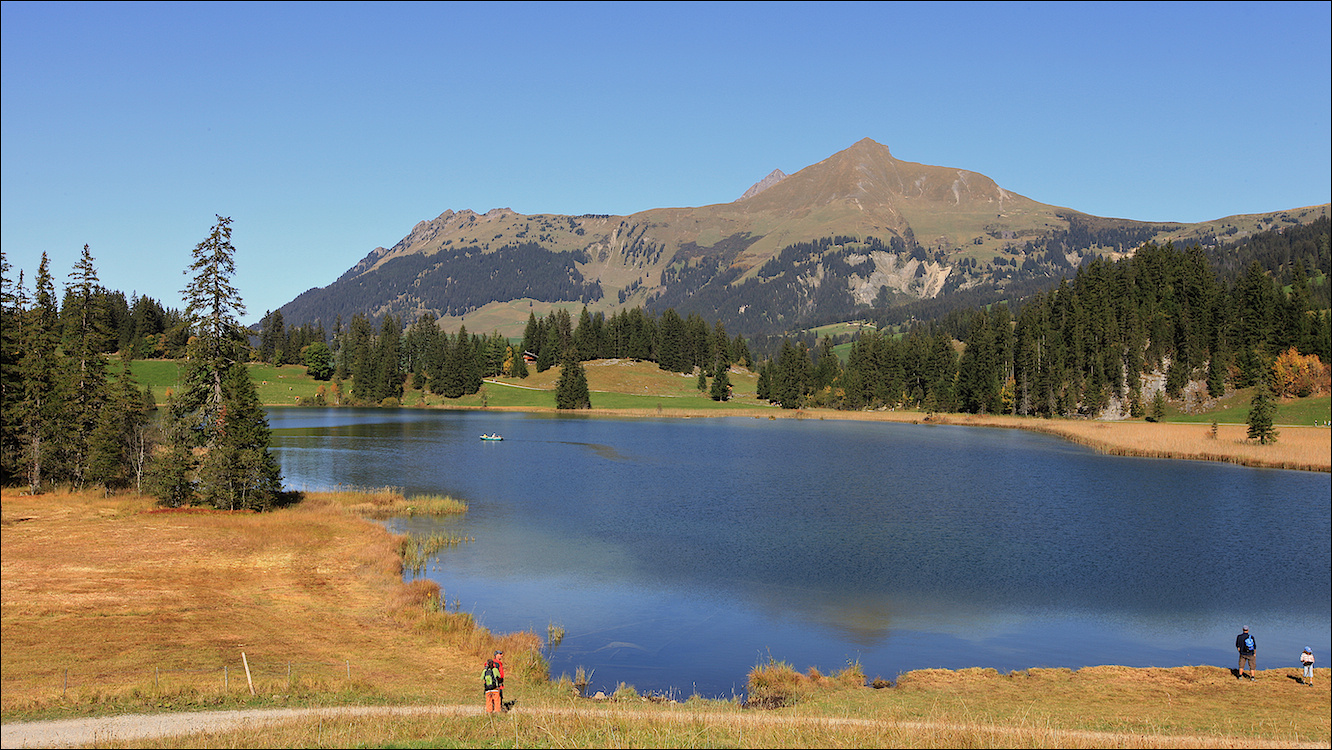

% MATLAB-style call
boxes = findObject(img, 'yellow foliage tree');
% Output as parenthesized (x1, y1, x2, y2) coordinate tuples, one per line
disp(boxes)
(1271, 348, 1327, 398)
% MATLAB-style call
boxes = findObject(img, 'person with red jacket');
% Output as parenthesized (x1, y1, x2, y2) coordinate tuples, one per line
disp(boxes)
(492, 650, 507, 708)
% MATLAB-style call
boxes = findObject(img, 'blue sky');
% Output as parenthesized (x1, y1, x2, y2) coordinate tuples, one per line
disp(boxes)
(3, 1, 1329, 324)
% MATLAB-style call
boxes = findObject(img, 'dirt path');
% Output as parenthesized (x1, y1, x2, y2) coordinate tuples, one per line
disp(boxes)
(3, 704, 1327, 749)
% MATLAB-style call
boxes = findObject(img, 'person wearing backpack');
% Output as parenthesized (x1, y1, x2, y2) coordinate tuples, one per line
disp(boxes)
(1235, 627, 1257, 681)
(483, 659, 502, 712)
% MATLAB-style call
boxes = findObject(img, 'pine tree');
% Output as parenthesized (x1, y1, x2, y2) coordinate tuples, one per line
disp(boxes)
(156, 215, 282, 509)
(0, 251, 23, 482)
(371, 315, 403, 404)
(510, 347, 529, 379)
(537, 323, 559, 373)
(710, 367, 732, 401)
(195, 363, 282, 510)
(1147, 388, 1167, 422)
(87, 355, 150, 492)
(61, 245, 111, 488)
(555, 354, 591, 409)
(17, 254, 63, 493)
(1246, 376, 1279, 445)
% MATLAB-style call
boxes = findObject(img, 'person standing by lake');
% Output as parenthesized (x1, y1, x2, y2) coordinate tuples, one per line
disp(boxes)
(1236, 627, 1257, 681)
(1301, 647, 1315, 686)
(493, 650, 508, 709)
(483, 659, 502, 713)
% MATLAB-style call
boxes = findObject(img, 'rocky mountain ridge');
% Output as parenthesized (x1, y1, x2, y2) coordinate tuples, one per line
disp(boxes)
(279, 138, 1329, 337)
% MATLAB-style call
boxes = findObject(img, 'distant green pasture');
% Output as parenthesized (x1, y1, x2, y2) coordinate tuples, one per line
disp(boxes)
(1167, 392, 1330, 427)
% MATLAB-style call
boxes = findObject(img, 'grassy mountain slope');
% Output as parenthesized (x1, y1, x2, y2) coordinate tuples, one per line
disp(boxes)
(278, 138, 1329, 338)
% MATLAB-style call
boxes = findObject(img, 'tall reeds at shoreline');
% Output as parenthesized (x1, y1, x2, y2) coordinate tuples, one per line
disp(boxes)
(318, 486, 470, 518)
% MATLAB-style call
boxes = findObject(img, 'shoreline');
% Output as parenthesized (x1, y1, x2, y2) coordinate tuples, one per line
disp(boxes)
(3, 488, 1328, 746)
(272, 401, 1332, 473)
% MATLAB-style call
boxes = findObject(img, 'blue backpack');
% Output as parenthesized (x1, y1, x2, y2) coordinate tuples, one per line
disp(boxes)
(1244, 635, 1255, 651)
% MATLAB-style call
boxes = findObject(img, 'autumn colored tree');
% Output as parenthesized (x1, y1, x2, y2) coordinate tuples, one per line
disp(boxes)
(1271, 347, 1328, 399)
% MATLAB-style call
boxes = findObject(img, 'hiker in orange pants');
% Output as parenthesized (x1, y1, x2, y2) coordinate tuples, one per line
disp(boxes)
(483, 659, 502, 712)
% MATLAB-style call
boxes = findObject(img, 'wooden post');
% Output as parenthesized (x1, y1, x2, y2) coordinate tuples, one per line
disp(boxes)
(287, 661, 291, 690)
(63, 669, 68, 698)
(242, 652, 255, 696)
(225, 665, 229, 692)
(346, 660, 350, 680)
(155, 666, 159, 689)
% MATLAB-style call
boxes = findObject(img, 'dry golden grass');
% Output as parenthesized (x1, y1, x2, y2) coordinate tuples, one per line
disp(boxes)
(0, 488, 534, 718)
(921, 413, 1331, 472)
(883, 665, 1330, 742)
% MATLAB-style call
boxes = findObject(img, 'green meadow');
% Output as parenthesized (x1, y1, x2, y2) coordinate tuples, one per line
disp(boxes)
(125, 358, 1329, 427)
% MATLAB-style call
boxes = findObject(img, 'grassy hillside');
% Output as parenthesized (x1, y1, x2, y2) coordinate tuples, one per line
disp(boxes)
(127, 358, 1330, 428)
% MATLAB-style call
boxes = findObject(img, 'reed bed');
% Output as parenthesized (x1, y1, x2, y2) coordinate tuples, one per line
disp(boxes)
(319, 485, 469, 519)
(399, 530, 472, 575)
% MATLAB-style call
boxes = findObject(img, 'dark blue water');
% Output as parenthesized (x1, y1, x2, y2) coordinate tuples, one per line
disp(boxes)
(269, 408, 1332, 699)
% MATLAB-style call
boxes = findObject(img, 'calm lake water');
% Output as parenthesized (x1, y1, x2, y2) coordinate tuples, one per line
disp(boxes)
(269, 408, 1332, 699)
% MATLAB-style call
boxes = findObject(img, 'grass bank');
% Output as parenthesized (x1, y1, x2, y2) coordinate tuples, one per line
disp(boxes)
(2, 488, 1328, 747)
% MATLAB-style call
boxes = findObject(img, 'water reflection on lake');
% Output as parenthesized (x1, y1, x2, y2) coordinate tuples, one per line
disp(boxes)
(270, 408, 1331, 698)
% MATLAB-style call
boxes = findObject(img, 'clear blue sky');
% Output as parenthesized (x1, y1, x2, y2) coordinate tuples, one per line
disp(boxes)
(3, 1, 1329, 324)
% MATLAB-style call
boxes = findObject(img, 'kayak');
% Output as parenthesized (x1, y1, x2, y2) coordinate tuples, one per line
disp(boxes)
(480, 434, 504, 441)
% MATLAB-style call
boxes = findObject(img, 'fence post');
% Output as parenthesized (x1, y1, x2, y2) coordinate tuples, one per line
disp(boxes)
(63, 668, 68, 698)
(225, 665, 229, 693)
(346, 660, 350, 680)
(242, 652, 255, 696)
(287, 661, 291, 690)
(155, 666, 159, 689)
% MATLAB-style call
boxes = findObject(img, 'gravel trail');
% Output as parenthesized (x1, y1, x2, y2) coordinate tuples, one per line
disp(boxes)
(3, 704, 1327, 748)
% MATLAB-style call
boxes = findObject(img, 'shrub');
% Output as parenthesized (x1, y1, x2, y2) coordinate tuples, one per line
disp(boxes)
(746, 658, 804, 709)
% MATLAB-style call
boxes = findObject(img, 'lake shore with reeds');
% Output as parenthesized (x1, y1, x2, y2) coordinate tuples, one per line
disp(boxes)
(3, 486, 1328, 748)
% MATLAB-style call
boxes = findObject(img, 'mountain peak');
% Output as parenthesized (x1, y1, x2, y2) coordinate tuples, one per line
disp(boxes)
(738, 168, 789, 201)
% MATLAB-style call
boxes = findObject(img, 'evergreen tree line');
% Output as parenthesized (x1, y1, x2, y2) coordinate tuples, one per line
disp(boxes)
(756, 242, 1329, 415)
(0, 246, 157, 492)
(254, 309, 328, 367)
(1, 219, 284, 511)
(294, 304, 760, 407)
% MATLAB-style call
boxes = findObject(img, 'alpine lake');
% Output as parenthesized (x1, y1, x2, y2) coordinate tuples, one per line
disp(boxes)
(269, 407, 1332, 699)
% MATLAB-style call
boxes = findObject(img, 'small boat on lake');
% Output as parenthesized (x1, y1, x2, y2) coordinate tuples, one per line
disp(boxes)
(480, 434, 504, 441)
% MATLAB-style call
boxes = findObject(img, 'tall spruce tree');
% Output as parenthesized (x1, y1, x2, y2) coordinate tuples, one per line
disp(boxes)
(0, 251, 23, 483)
(555, 353, 591, 409)
(17, 255, 62, 493)
(1246, 375, 1279, 445)
(62, 245, 111, 488)
(158, 216, 282, 510)
(87, 354, 150, 492)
